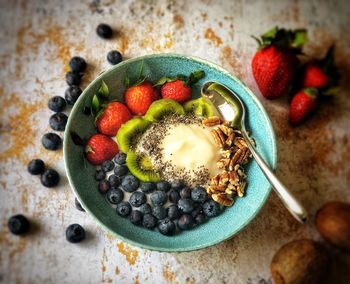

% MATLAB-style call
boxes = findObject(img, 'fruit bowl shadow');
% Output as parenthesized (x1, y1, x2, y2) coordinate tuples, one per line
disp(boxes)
(64, 54, 277, 252)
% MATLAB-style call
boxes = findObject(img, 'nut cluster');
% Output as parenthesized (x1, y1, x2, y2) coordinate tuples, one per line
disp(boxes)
(202, 116, 254, 206)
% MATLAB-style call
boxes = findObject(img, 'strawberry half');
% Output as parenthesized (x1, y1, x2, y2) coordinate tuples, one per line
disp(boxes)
(124, 81, 158, 115)
(251, 27, 307, 99)
(289, 88, 318, 125)
(96, 102, 132, 136)
(85, 134, 119, 165)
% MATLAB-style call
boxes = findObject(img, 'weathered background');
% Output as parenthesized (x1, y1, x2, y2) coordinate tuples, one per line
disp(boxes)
(0, 0, 349, 283)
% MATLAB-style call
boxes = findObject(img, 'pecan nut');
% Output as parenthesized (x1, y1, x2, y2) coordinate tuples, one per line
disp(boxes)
(212, 193, 234, 206)
(202, 116, 221, 127)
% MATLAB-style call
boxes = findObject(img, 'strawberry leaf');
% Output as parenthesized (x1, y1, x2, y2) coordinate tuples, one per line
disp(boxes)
(70, 131, 85, 146)
(154, 77, 176, 86)
(98, 80, 109, 98)
(188, 70, 205, 85)
(291, 29, 307, 49)
(91, 95, 100, 115)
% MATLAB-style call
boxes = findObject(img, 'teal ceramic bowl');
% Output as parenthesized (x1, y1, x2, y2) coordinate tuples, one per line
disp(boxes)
(64, 54, 277, 252)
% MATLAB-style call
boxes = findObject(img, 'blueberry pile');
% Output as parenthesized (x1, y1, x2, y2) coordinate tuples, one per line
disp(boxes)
(96, 152, 223, 236)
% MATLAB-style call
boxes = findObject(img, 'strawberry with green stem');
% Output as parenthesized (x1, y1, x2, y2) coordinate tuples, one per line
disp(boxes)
(155, 70, 205, 103)
(251, 27, 307, 99)
(289, 88, 318, 125)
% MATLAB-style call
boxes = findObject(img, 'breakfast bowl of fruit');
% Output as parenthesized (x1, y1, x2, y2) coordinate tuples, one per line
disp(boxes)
(63, 54, 277, 251)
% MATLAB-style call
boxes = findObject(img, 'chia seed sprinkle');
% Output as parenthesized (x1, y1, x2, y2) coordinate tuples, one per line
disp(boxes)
(137, 114, 211, 186)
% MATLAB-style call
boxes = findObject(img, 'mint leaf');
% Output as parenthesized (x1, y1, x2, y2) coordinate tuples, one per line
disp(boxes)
(98, 80, 109, 98)
(91, 95, 100, 115)
(188, 70, 205, 85)
(138, 61, 144, 80)
(94, 107, 105, 124)
(134, 76, 147, 87)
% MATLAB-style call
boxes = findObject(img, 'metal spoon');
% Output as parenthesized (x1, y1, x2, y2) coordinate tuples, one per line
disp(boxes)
(201, 81, 308, 223)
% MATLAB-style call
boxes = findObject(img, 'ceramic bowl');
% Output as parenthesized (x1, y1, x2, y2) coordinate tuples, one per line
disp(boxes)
(64, 54, 277, 252)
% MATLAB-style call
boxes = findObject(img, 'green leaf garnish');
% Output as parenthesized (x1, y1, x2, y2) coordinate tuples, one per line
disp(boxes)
(94, 107, 105, 124)
(91, 95, 100, 115)
(124, 76, 130, 88)
(154, 76, 176, 86)
(291, 29, 307, 49)
(98, 80, 109, 98)
(188, 70, 205, 85)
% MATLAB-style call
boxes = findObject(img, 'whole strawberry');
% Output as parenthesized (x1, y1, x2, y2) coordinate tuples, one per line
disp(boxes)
(156, 70, 204, 104)
(289, 88, 318, 125)
(252, 27, 307, 99)
(161, 80, 191, 103)
(124, 81, 158, 115)
(96, 102, 131, 136)
(300, 46, 340, 92)
(85, 134, 119, 165)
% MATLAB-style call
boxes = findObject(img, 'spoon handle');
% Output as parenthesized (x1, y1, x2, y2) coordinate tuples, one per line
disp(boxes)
(241, 130, 308, 223)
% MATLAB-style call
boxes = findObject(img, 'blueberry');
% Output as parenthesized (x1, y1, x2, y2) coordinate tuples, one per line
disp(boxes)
(48, 96, 66, 112)
(98, 180, 110, 194)
(69, 56, 87, 73)
(140, 182, 155, 193)
(156, 181, 171, 192)
(106, 188, 124, 204)
(42, 133, 61, 150)
(102, 160, 114, 172)
(121, 175, 139, 192)
(139, 203, 152, 214)
(66, 224, 86, 243)
(27, 159, 45, 175)
(114, 152, 127, 165)
(129, 191, 146, 207)
(191, 186, 207, 203)
(96, 23, 113, 39)
(130, 210, 143, 226)
(108, 175, 120, 188)
(178, 199, 194, 213)
(167, 204, 180, 220)
(177, 214, 194, 230)
(142, 214, 157, 229)
(65, 86, 82, 105)
(116, 201, 132, 217)
(158, 218, 176, 236)
(95, 170, 106, 181)
(107, 50, 122, 65)
(191, 203, 203, 217)
(168, 189, 180, 203)
(49, 112, 68, 131)
(41, 169, 60, 187)
(114, 165, 128, 177)
(171, 180, 184, 190)
(180, 187, 191, 199)
(66, 71, 82, 86)
(8, 215, 30, 235)
(150, 190, 167, 206)
(195, 214, 206, 225)
(75, 198, 85, 212)
(83, 106, 91, 115)
(152, 206, 167, 220)
(203, 200, 221, 217)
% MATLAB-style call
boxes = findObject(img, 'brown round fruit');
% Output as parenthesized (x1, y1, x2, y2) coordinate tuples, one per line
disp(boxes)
(316, 201, 350, 251)
(271, 239, 330, 284)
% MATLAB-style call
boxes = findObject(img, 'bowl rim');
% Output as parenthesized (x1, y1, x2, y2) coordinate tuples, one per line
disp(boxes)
(64, 53, 278, 252)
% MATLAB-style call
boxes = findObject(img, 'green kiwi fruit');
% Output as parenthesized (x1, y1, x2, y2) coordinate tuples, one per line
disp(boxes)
(184, 97, 215, 117)
(116, 118, 151, 153)
(126, 151, 160, 182)
(144, 99, 185, 122)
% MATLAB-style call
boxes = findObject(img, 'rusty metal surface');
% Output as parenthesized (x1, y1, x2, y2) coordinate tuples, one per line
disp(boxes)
(0, 0, 350, 283)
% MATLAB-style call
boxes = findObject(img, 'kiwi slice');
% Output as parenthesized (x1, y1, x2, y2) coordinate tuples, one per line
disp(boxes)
(144, 99, 185, 122)
(126, 151, 160, 182)
(116, 118, 151, 153)
(184, 97, 215, 117)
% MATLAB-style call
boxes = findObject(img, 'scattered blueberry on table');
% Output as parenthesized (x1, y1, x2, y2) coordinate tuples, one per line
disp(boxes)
(27, 159, 45, 175)
(96, 23, 113, 39)
(41, 169, 60, 187)
(69, 56, 87, 73)
(65, 71, 82, 86)
(42, 133, 62, 151)
(49, 112, 68, 131)
(66, 224, 86, 243)
(8, 214, 30, 235)
(107, 50, 122, 65)
(65, 85, 82, 105)
(48, 96, 66, 112)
